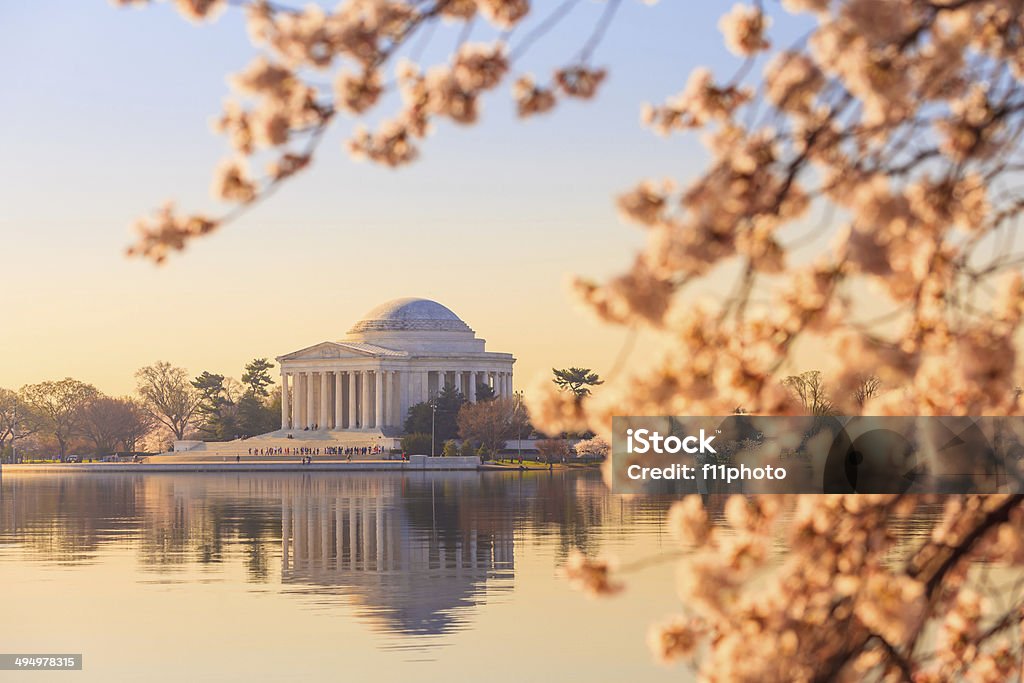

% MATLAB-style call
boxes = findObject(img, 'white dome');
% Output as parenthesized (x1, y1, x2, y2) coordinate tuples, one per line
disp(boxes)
(347, 298, 472, 334)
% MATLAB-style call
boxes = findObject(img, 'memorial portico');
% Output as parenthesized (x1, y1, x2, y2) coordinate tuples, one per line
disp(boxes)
(276, 298, 516, 434)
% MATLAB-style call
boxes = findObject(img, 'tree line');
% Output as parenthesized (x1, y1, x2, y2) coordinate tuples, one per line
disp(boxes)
(3, 363, 606, 462)
(0, 359, 280, 462)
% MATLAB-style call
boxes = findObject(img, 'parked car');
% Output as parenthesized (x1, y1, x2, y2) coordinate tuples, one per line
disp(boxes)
(66, 455, 81, 463)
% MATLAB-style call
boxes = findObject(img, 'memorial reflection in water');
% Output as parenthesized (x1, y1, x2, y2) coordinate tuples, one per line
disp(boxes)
(279, 474, 515, 636)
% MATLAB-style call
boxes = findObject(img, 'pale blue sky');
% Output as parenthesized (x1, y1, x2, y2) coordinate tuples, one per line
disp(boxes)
(0, 1, 813, 395)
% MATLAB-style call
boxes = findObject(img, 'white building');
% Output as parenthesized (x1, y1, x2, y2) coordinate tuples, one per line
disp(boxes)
(277, 298, 515, 434)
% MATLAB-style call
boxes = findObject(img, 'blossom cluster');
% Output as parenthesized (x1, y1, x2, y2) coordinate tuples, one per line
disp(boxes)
(541, 1, 1024, 678)
(572, 493, 1024, 681)
(542, 0, 1024, 429)
(116, 0, 621, 260)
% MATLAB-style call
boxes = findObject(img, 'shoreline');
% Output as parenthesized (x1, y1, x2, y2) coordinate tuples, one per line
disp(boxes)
(0, 461, 578, 474)
(0, 462, 473, 473)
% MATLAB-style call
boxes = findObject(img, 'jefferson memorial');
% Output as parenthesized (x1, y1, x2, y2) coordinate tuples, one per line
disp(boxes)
(277, 298, 515, 434)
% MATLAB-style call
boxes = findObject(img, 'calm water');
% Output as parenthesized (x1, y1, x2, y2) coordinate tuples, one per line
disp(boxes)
(0, 470, 690, 682)
(0, 471, 966, 682)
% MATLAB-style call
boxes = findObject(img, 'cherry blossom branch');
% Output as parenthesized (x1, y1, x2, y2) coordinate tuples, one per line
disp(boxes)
(574, 0, 622, 64)
(122, 0, 626, 262)
(866, 633, 914, 682)
(509, 0, 581, 62)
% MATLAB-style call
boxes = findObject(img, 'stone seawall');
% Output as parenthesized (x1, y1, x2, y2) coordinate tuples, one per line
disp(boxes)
(1, 457, 481, 474)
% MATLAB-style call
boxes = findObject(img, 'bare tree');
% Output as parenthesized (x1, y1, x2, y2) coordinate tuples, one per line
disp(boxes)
(81, 396, 156, 456)
(135, 362, 201, 441)
(121, 397, 156, 453)
(852, 374, 882, 409)
(457, 396, 522, 457)
(782, 371, 835, 416)
(0, 387, 43, 462)
(536, 438, 572, 465)
(19, 379, 99, 460)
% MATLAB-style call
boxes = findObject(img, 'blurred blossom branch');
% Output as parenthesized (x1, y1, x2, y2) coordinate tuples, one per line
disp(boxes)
(539, 0, 1024, 678)
(548, 0, 1024, 430)
(570, 494, 1024, 680)
(113, 0, 621, 262)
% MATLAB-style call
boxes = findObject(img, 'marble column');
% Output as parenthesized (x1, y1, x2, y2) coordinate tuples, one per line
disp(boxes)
(319, 371, 329, 429)
(393, 371, 402, 427)
(375, 369, 384, 429)
(361, 370, 371, 429)
(349, 372, 357, 429)
(334, 371, 343, 429)
(299, 372, 306, 429)
(393, 371, 400, 426)
(281, 373, 290, 429)
(306, 372, 315, 429)
(292, 374, 302, 430)
(388, 371, 395, 427)
(399, 371, 409, 425)
(468, 371, 477, 402)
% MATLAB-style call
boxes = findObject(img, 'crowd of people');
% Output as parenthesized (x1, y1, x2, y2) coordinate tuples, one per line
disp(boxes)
(246, 445, 389, 457)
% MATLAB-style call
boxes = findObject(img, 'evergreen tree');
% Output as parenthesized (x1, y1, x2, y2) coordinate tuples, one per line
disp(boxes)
(241, 358, 275, 397)
(552, 367, 603, 398)
(403, 385, 465, 442)
(191, 372, 236, 440)
(237, 394, 276, 437)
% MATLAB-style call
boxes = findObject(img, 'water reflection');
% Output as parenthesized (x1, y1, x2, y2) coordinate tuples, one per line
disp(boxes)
(0, 471, 667, 641)
(279, 475, 515, 636)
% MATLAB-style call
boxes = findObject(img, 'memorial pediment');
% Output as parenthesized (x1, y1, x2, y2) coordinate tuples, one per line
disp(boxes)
(279, 341, 381, 361)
